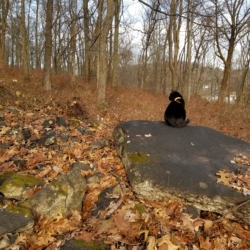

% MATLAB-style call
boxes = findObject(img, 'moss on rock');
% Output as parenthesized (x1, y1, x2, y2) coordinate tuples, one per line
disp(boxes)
(61, 239, 106, 250)
(131, 203, 147, 215)
(0, 172, 44, 187)
(0, 172, 44, 200)
(6, 205, 33, 219)
(128, 152, 159, 166)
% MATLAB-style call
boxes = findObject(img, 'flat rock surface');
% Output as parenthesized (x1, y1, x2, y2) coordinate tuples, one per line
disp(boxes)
(113, 120, 250, 224)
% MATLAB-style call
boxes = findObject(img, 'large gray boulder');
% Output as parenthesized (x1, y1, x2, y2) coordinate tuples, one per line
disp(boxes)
(113, 120, 250, 225)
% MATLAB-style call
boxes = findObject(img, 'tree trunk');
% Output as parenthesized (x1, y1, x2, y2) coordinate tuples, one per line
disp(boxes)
(69, 0, 77, 84)
(97, 0, 114, 105)
(35, 0, 40, 69)
(84, 0, 90, 82)
(185, 0, 192, 102)
(44, 0, 53, 91)
(218, 45, 234, 102)
(139, 2, 159, 90)
(71, 18, 77, 84)
(111, 0, 121, 87)
(0, 0, 9, 68)
(107, 27, 113, 82)
(52, 1, 61, 74)
(237, 47, 250, 105)
(168, 0, 182, 92)
(21, 0, 30, 80)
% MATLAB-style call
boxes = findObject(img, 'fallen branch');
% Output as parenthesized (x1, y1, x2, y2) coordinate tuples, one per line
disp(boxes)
(103, 171, 126, 219)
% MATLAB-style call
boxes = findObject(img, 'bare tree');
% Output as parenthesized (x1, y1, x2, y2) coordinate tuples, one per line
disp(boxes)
(167, 0, 183, 91)
(0, 0, 9, 68)
(185, 0, 192, 101)
(8, 7, 20, 66)
(207, 0, 250, 102)
(21, 0, 29, 80)
(84, 0, 90, 82)
(69, 0, 77, 84)
(35, 0, 41, 69)
(44, 0, 53, 91)
(138, 0, 159, 90)
(237, 38, 250, 105)
(96, 0, 115, 105)
(52, 0, 67, 73)
(112, 0, 121, 87)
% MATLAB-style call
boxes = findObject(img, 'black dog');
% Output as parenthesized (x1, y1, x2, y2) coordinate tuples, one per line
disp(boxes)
(164, 90, 189, 128)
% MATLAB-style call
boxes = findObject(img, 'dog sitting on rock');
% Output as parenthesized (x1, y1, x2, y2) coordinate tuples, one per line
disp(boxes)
(164, 90, 190, 128)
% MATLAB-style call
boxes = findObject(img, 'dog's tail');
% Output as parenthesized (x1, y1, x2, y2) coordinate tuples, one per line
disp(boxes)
(175, 119, 190, 128)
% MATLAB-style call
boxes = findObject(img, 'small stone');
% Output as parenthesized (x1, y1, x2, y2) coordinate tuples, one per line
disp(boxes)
(0, 142, 13, 149)
(0, 233, 18, 249)
(56, 132, 69, 144)
(77, 126, 86, 135)
(13, 158, 27, 170)
(86, 172, 104, 184)
(184, 205, 200, 218)
(70, 162, 92, 171)
(42, 119, 55, 129)
(56, 117, 67, 127)
(22, 128, 31, 140)
(0, 121, 6, 127)
(0, 234, 11, 249)
(43, 132, 56, 146)
(36, 163, 46, 169)
(84, 129, 94, 136)
(14, 128, 30, 142)
(5, 106, 18, 113)
(91, 139, 109, 150)
(67, 119, 81, 127)
(15, 130, 24, 141)
(28, 139, 41, 149)
(0, 111, 5, 119)
(70, 136, 82, 144)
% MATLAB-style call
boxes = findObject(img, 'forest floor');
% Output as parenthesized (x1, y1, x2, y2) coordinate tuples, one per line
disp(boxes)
(1, 68, 250, 142)
(1, 67, 250, 249)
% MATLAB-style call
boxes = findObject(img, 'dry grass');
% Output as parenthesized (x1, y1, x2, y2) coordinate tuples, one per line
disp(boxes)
(1, 67, 250, 142)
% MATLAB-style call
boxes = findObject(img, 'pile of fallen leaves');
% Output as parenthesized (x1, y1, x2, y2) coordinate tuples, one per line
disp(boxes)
(1, 68, 250, 249)
(216, 154, 250, 196)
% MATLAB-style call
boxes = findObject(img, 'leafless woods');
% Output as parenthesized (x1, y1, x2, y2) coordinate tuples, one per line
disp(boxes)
(0, 0, 250, 104)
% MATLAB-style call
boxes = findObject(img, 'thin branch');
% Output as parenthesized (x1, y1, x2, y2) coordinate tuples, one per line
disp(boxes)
(138, 0, 216, 29)
(103, 171, 127, 219)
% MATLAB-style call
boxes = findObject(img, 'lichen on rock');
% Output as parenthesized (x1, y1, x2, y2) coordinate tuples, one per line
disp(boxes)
(0, 172, 44, 200)
(128, 152, 159, 166)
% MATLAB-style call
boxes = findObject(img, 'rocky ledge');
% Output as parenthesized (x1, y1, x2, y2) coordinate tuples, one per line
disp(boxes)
(113, 120, 250, 225)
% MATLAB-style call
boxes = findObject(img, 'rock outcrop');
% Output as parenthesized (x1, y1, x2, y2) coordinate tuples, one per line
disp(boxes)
(113, 120, 250, 225)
